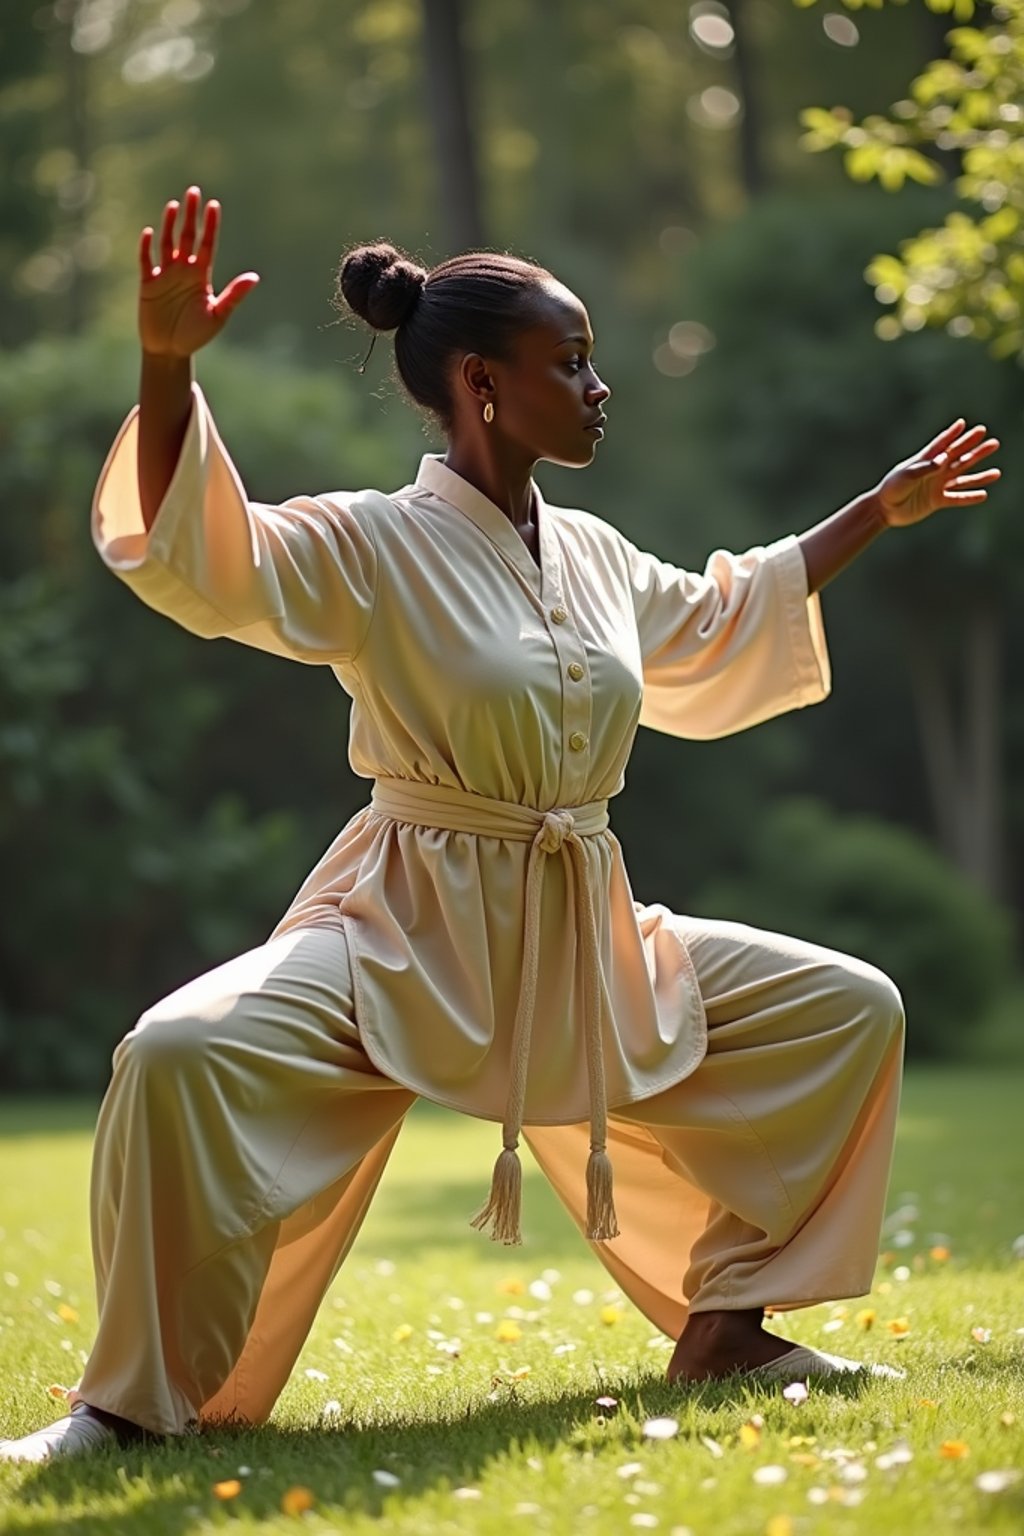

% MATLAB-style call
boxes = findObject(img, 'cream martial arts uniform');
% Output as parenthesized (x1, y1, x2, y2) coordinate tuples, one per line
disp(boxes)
(74, 385, 904, 1436)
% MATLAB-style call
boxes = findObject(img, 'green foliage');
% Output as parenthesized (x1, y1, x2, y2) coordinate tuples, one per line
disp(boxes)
(0, 334, 421, 1092)
(695, 798, 1015, 1058)
(795, 0, 1024, 359)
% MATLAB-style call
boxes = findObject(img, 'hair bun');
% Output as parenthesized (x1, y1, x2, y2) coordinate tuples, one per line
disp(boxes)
(337, 242, 427, 331)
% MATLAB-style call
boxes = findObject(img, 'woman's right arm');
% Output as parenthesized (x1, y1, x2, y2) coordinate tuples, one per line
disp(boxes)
(137, 186, 259, 530)
(95, 186, 379, 665)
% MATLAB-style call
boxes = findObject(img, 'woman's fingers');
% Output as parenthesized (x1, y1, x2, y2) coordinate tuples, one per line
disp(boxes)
(946, 468, 1002, 488)
(920, 418, 966, 457)
(178, 185, 201, 261)
(195, 198, 221, 275)
(139, 226, 155, 282)
(159, 199, 179, 270)
(949, 436, 1001, 471)
(211, 272, 260, 321)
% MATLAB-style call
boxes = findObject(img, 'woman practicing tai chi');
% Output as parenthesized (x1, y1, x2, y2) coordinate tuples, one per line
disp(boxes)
(1, 185, 1002, 1461)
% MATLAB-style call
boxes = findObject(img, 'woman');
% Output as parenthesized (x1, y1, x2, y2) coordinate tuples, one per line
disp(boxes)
(1, 186, 1001, 1461)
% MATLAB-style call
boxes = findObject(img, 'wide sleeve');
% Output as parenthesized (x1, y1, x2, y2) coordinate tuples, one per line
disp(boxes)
(91, 382, 378, 665)
(624, 532, 831, 739)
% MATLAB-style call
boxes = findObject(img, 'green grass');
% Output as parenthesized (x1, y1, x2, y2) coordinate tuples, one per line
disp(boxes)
(1, 1068, 1023, 1535)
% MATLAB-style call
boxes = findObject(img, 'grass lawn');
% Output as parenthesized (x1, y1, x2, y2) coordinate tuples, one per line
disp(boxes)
(0, 1067, 1022, 1534)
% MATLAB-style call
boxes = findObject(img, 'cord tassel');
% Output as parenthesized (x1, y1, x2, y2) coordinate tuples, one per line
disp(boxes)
(586, 1146, 619, 1241)
(469, 1144, 523, 1245)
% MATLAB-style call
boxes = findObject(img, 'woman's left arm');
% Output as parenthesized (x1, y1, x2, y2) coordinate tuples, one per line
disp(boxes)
(798, 419, 1002, 595)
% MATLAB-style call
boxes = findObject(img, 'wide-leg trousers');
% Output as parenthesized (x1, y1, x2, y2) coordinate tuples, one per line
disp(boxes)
(73, 918, 904, 1436)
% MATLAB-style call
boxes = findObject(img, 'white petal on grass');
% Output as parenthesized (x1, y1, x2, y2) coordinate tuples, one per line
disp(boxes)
(453, 1487, 482, 1500)
(573, 1289, 595, 1305)
(642, 1417, 679, 1441)
(630, 1517, 659, 1529)
(975, 1470, 1021, 1493)
(893, 1265, 911, 1281)
(304, 1368, 329, 1381)
(541, 1268, 561, 1284)
(700, 1435, 724, 1459)
(821, 1318, 844, 1334)
(783, 1381, 809, 1404)
(1011, 1234, 1024, 1259)
(753, 1465, 788, 1485)
(514, 1504, 542, 1516)
(838, 1462, 868, 1484)
(874, 1441, 914, 1470)
(528, 1279, 552, 1301)
(617, 1461, 645, 1479)
(321, 1401, 342, 1421)
(372, 1469, 401, 1488)
(553, 1343, 577, 1355)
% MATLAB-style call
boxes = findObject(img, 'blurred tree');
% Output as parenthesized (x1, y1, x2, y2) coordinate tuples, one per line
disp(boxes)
(795, 0, 1024, 361)
(696, 797, 1015, 1059)
(420, 0, 483, 248)
(652, 187, 1024, 904)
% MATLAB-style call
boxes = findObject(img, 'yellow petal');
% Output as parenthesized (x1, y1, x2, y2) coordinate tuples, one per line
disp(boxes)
(917, 1398, 939, 1409)
(765, 1518, 794, 1536)
(56, 1304, 79, 1325)
(939, 1440, 970, 1459)
(599, 1305, 621, 1326)
(855, 1309, 876, 1330)
(510, 1366, 532, 1381)
(392, 1323, 414, 1342)
(495, 1320, 522, 1342)
(887, 1317, 911, 1336)
(281, 1485, 315, 1515)
(46, 1384, 70, 1400)
(213, 1480, 242, 1500)
(929, 1245, 950, 1261)
(497, 1278, 525, 1295)
(739, 1422, 762, 1449)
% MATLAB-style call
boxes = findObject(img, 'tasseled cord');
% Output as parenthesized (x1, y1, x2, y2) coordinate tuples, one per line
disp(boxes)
(471, 817, 619, 1246)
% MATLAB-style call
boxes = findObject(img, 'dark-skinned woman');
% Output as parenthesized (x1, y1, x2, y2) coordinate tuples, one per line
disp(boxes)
(1, 185, 1001, 1460)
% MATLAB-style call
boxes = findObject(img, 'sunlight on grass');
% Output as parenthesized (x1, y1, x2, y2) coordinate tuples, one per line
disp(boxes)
(1, 1068, 1022, 1534)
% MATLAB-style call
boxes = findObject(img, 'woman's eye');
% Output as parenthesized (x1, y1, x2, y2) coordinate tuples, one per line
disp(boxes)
(565, 356, 584, 372)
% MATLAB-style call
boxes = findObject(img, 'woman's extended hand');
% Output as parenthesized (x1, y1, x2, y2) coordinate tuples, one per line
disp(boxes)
(138, 185, 259, 358)
(875, 419, 1002, 528)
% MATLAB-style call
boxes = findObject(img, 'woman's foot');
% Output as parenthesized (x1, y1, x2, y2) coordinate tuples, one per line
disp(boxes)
(0, 1401, 144, 1463)
(667, 1307, 801, 1384)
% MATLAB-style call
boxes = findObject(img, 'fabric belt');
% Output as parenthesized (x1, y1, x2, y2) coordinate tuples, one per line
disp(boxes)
(369, 776, 620, 1245)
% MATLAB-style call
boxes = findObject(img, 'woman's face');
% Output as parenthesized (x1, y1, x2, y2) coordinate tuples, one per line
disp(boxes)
(456, 281, 612, 468)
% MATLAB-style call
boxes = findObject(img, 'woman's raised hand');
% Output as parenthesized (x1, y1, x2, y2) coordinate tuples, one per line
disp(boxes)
(875, 419, 1002, 528)
(138, 185, 259, 358)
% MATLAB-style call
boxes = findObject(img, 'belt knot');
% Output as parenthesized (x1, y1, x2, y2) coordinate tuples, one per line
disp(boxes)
(538, 810, 576, 853)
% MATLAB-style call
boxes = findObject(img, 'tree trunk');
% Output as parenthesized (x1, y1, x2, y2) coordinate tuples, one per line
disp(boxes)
(62, 3, 94, 335)
(420, 0, 484, 252)
(729, 0, 766, 197)
(903, 602, 1004, 900)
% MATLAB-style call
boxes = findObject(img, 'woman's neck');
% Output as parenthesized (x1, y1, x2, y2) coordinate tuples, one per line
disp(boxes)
(442, 440, 537, 529)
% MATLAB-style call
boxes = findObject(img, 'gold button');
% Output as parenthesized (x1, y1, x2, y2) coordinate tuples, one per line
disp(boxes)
(569, 731, 588, 752)
(567, 662, 584, 681)
(550, 605, 568, 625)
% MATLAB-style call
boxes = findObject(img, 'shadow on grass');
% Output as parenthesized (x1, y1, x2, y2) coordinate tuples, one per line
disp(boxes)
(5, 1363, 905, 1534)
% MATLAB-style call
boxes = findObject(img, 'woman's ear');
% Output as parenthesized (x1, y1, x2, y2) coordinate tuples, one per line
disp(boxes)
(457, 351, 496, 409)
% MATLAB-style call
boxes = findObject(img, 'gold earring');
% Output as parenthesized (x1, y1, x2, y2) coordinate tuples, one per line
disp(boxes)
(483, 402, 495, 424)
